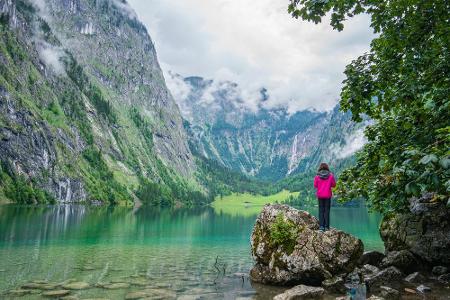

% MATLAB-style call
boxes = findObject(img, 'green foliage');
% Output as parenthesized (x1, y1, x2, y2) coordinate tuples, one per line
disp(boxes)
(269, 213, 299, 254)
(65, 55, 117, 124)
(147, 158, 212, 206)
(0, 162, 55, 204)
(0, 13, 9, 26)
(1, 26, 26, 63)
(59, 88, 95, 144)
(82, 147, 132, 205)
(135, 179, 174, 207)
(195, 155, 280, 199)
(0, 6, 212, 208)
(129, 108, 153, 149)
(288, 0, 450, 213)
(15, 0, 36, 23)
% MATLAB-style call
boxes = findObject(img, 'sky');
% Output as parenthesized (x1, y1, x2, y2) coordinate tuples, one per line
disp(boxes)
(127, 0, 374, 113)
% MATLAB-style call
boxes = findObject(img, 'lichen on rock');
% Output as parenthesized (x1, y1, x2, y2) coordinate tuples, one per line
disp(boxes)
(250, 204, 364, 286)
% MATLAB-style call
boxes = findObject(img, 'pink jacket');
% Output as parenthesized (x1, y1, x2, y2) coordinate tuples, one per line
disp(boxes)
(314, 173, 336, 199)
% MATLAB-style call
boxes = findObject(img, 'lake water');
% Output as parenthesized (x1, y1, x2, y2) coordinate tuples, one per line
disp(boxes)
(0, 204, 383, 299)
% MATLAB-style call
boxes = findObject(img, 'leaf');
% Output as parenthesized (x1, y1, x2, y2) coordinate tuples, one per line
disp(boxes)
(423, 99, 435, 110)
(439, 157, 450, 169)
(431, 174, 440, 187)
(419, 154, 438, 165)
(403, 149, 420, 157)
(405, 182, 419, 195)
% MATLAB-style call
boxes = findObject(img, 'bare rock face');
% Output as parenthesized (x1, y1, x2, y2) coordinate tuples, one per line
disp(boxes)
(250, 204, 364, 285)
(380, 193, 450, 267)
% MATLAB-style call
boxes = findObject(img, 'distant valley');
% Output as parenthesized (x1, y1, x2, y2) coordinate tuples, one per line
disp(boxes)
(169, 73, 367, 181)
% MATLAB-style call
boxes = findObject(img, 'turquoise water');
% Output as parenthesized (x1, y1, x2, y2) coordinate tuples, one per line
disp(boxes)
(0, 204, 383, 299)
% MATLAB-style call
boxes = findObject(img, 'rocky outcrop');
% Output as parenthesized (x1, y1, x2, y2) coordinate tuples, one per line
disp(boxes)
(380, 193, 450, 267)
(250, 204, 364, 285)
(0, 0, 203, 204)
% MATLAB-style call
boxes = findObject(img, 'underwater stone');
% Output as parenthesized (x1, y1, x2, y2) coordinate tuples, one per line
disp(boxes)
(62, 282, 90, 290)
(42, 290, 71, 297)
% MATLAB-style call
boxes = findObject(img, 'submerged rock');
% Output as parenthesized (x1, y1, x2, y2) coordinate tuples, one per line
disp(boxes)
(125, 291, 151, 299)
(8, 289, 31, 296)
(141, 288, 176, 299)
(273, 285, 324, 300)
(380, 193, 450, 267)
(250, 204, 364, 285)
(22, 282, 58, 290)
(102, 282, 130, 289)
(62, 281, 90, 290)
(42, 290, 71, 297)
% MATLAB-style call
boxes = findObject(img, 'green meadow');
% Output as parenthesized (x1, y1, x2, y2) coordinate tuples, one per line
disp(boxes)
(211, 190, 300, 217)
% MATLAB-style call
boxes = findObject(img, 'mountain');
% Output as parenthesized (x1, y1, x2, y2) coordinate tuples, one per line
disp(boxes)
(170, 73, 366, 181)
(0, 0, 205, 205)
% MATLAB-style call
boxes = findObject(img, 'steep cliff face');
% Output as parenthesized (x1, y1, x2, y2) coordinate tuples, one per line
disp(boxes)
(173, 74, 365, 181)
(0, 0, 198, 204)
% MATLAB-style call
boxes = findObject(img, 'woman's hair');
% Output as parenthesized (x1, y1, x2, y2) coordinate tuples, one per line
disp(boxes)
(318, 162, 330, 172)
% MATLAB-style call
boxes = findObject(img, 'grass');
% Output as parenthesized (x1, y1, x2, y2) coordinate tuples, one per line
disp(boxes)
(211, 190, 299, 217)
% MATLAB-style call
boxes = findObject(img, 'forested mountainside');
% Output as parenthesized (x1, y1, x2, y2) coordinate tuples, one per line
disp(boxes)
(171, 73, 365, 181)
(0, 0, 210, 205)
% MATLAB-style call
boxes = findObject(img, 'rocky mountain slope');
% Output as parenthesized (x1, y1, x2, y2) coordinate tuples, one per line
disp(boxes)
(171, 73, 366, 181)
(0, 0, 203, 204)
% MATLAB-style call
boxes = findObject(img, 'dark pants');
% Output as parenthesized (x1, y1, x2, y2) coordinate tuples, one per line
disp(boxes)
(318, 198, 331, 228)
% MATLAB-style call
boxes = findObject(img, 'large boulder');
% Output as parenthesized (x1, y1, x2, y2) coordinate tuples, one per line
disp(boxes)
(250, 204, 364, 285)
(380, 193, 450, 267)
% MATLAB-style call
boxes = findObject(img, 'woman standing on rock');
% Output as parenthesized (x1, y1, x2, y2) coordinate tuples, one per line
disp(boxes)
(313, 163, 336, 231)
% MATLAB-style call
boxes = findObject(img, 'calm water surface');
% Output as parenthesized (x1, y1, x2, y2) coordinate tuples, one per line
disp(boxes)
(0, 204, 383, 299)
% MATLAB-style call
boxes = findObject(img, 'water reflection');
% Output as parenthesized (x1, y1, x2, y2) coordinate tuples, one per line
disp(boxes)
(0, 204, 383, 298)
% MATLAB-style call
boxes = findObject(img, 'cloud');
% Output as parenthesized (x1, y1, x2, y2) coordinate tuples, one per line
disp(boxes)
(111, 0, 138, 20)
(28, 1, 66, 75)
(128, 0, 374, 113)
(166, 72, 192, 103)
(37, 42, 66, 76)
(330, 128, 367, 159)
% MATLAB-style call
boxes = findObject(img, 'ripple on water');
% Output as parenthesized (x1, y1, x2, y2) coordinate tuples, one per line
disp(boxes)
(0, 205, 385, 299)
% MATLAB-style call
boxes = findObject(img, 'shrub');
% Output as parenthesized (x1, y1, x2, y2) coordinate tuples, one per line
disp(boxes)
(269, 213, 299, 254)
